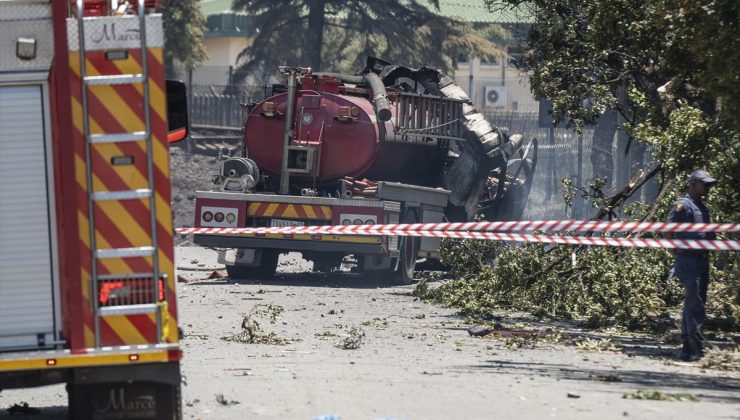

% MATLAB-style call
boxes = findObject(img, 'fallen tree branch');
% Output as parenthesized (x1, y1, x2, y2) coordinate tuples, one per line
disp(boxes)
(591, 165, 661, 221)
(526, 165, 662, 288)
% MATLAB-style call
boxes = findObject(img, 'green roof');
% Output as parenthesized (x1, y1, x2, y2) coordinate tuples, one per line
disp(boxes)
(200, 0, 533, 23)
(435, 1, 533, 24)
(200, 0, 238, 15)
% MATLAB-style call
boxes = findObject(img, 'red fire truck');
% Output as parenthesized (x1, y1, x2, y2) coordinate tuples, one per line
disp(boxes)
(0, 1, 187, 418)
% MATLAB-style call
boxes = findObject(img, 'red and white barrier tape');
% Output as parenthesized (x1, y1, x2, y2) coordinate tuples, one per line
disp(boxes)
(176, 221, 738, 251)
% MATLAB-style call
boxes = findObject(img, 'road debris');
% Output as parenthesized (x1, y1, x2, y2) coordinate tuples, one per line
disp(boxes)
(312, 414, 341, 420)
(575, 337, 623, 353)
(207, 270, 226, 279)
(567, 393, 581, 398)
(361, 318, 388, 329)
(700, 347, 740, 371)
(623, 390, 700, 402)
(222, 304, 291, 345)
(215, 393, 240, 406)
(334, 327, 366, 350)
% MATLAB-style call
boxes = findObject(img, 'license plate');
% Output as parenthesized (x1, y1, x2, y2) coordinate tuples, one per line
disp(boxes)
(270, 219, 305, 228)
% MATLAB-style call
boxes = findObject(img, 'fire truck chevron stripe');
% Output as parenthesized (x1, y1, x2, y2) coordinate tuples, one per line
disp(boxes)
(70, 59, 173, 261)
(247, 203, 333, 220)
(68, 45, 177, 348)
(103, 315, 151, 345)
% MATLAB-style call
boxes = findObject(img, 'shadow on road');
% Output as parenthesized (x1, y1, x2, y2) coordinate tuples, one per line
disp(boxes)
(468, 358, 740, 403)
(185, 271, 419, 289)
(0, 405, 66, 420)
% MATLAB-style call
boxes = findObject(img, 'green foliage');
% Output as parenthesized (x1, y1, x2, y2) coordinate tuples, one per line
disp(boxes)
(700, 347, 740, 372)
(422, 169, 739, 331)
(501, 0, 739, 219)
(334, 326, 366, 349)
(623, 389, 700, 402)
(419, 233, 739, 331)
(630, 103, 740, 222)
(222, 304, 289, 344)
(422, 0, 737, 335)
(230, 0, 505, 79)
(161, 0, 208, 74)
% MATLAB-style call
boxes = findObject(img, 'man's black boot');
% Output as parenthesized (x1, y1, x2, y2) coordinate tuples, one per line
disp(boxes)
(693, 334, 704, 360)
(679, 338, 692, 362)
(686, 336, 703, 362)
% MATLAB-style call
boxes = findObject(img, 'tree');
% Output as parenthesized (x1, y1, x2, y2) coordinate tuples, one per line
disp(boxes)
(493, 0, 739, 219)
(231, 0, 506, 80)
(161, 0, 209, 78)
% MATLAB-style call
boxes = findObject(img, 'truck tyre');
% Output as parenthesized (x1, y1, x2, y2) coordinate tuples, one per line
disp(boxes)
(392, 209, 419, 285)
(393, 235, 419, 285)
(226, 249, 280, 280)
(255, 249, 280, 278)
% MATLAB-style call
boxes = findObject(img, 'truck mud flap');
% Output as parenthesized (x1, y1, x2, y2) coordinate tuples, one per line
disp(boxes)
(68, 363, 181, 420)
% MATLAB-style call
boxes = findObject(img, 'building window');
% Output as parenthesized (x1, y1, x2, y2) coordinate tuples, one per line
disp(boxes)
(508, 46, 523, 66)
(480, 56, 498, 66)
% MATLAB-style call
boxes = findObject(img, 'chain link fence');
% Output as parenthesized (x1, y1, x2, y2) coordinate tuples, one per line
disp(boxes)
(485, 110, 596, 220)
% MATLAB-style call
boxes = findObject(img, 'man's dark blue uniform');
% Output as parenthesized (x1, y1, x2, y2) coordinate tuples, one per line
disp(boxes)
(666, 169, 717, 362)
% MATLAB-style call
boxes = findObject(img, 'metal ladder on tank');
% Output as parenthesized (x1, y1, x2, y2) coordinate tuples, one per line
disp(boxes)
(75, 0, 162, 348)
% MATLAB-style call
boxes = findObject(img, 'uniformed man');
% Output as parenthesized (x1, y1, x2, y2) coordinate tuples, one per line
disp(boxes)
(665, 169, 717, 362)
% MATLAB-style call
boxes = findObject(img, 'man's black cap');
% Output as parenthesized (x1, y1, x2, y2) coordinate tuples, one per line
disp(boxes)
(689, 169, 717, 187)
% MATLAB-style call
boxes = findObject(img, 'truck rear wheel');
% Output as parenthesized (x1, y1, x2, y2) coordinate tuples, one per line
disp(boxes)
(392, 209, 419, 285)
(392, 235, 419, 285)
(226, 249, 280, 280)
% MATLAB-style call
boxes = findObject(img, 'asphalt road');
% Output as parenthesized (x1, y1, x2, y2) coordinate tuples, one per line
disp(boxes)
(1, 246, 738, 419)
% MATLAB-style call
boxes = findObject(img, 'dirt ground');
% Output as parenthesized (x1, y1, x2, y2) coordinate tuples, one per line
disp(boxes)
(2, 247, 739, 419)
(169, 142, 222, 229)
(2, 145, 738, 419)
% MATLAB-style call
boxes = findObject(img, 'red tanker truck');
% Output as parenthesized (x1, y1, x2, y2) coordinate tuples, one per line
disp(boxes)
(192, 58, 537, 283)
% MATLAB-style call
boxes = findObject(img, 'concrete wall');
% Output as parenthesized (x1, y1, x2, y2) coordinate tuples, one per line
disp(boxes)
(453, 57, 537, 112)
(192, 36, 253, 85)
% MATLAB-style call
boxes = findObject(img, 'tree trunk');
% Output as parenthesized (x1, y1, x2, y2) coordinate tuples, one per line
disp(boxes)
(306, 0, 326, 71)
(590, 109, 617, 189)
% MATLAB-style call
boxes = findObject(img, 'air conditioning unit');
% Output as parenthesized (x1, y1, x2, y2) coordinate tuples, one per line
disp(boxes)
(484, 85, 507, 108)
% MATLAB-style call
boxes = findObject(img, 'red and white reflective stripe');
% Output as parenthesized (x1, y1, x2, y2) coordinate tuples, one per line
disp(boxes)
(175, 221, 739, 251)
(177, 221, 738, 235)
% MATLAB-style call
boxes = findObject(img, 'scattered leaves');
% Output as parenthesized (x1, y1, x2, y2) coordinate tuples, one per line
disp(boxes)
(334, 327, 366, 350)
(623, 390, 699, 402)
(222, 304, 291, 345)
(361, 318, 388, 329)
(700, 347, 740, 372)
(575, 338, 622, 353)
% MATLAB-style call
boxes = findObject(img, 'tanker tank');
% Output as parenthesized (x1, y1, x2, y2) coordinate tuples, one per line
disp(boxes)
(236, 58, 537, 221)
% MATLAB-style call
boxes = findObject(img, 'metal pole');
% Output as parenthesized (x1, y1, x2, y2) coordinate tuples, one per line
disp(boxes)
(468, 59, 474, 106)
(279, 70, 298, 194)
(187, 65, 194, 154)
(575, 132, 584, 219)
(546, 127, 554, 200)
